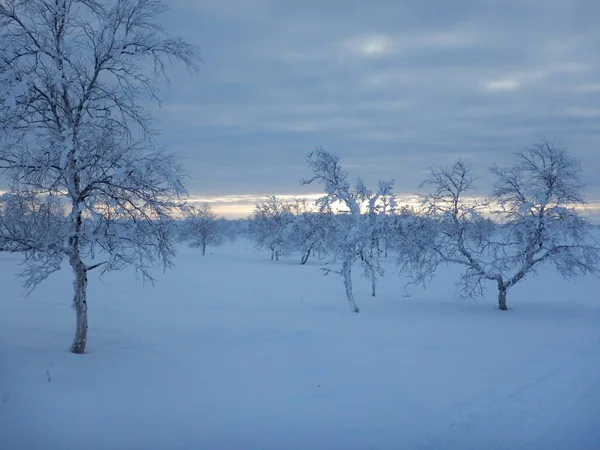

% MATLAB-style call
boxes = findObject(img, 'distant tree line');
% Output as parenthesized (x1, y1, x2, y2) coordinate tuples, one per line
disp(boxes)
(237, 143, 600, 313)
(4, 141, 599, 320)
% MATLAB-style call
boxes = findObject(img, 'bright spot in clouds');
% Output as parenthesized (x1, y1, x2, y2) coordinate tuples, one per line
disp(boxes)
(350, 34, 392, 56)
(481, 79, 521, 92)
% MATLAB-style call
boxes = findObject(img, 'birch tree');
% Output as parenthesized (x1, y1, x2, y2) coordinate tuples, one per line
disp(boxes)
(250, 196, 294, 261)
(488, 142, 599, 309)
(398, 145, 599, 310)
(183, 202, 222, 256)
(303, 148, 393, 312)
(397, 160, 496, 300)
(0, 0, 198, 353)
(288, 198, 331, 265)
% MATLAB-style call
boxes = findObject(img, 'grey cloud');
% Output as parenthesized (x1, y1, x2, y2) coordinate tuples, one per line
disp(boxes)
(5, 1, 599, 214)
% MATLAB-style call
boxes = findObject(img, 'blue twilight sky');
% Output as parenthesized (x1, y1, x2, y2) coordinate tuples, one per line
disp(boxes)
(5, 0, 600, 217)
(150, 0, 600, 217)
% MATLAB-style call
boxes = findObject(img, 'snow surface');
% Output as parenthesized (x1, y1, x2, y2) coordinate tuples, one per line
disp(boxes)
(1, 239, 599, 450)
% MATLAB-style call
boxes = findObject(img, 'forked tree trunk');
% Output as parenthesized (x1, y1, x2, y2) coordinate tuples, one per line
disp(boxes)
(498, 280, 508, 311)
(342, 258, 359, 313)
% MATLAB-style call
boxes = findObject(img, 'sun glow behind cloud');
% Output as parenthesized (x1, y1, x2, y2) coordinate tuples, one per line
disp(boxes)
(481, 79, 521, 92)
(351, 34, 392, 56)
(345, 30, 477, 58)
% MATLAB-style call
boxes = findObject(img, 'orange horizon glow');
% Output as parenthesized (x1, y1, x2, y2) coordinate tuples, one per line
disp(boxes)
(3, 190, 600, 222)
(185, 193, 600, 222)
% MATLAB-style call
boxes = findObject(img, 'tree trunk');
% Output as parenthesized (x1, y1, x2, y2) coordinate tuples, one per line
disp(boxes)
(370, 266, 376, 297)
(65, 130, 90, 354)
(300, 249, 310, 265)
(69, 228, 88, 354)
(202, 241, 206, 256)
(71, 260, 88, 353)
(498, 280, 508, 311)
(342, 258, 359, 313)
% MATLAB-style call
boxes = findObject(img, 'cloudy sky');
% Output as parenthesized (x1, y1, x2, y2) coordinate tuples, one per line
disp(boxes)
(134, 1, 599, 216)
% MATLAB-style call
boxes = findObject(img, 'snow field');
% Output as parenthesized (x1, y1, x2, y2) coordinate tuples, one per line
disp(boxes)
(1, 240, 599, 449)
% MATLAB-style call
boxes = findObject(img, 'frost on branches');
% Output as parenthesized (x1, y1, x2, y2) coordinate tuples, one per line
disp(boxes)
(288, 198, 333, 265)
(489, 142, 599, 309)
(398, 143, 599, 310)
(249, 196, 333, 264)
(0, 0, 198, 353)
(302, 148, 394, 313)
(0, 191, 65, 256)
(250, 196, 295, 261)
(181, 202, 223, 256)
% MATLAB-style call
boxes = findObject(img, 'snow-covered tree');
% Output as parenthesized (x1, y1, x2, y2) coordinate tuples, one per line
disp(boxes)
(376, 191, 397, 258)
(0, 0, 198, 353)
(0, 190, 65, 254)
(362, 187, 397, 291)
(223, 218, 248, 243)
(488, 142, 599, 309)
(288, 198, 332, 265)
(397, 159, 494, 295)
(250, 196, 294, 261)
(398, 144, 599, 310)
(183, 202, 223, 255)
(303, 148, 393, 312)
